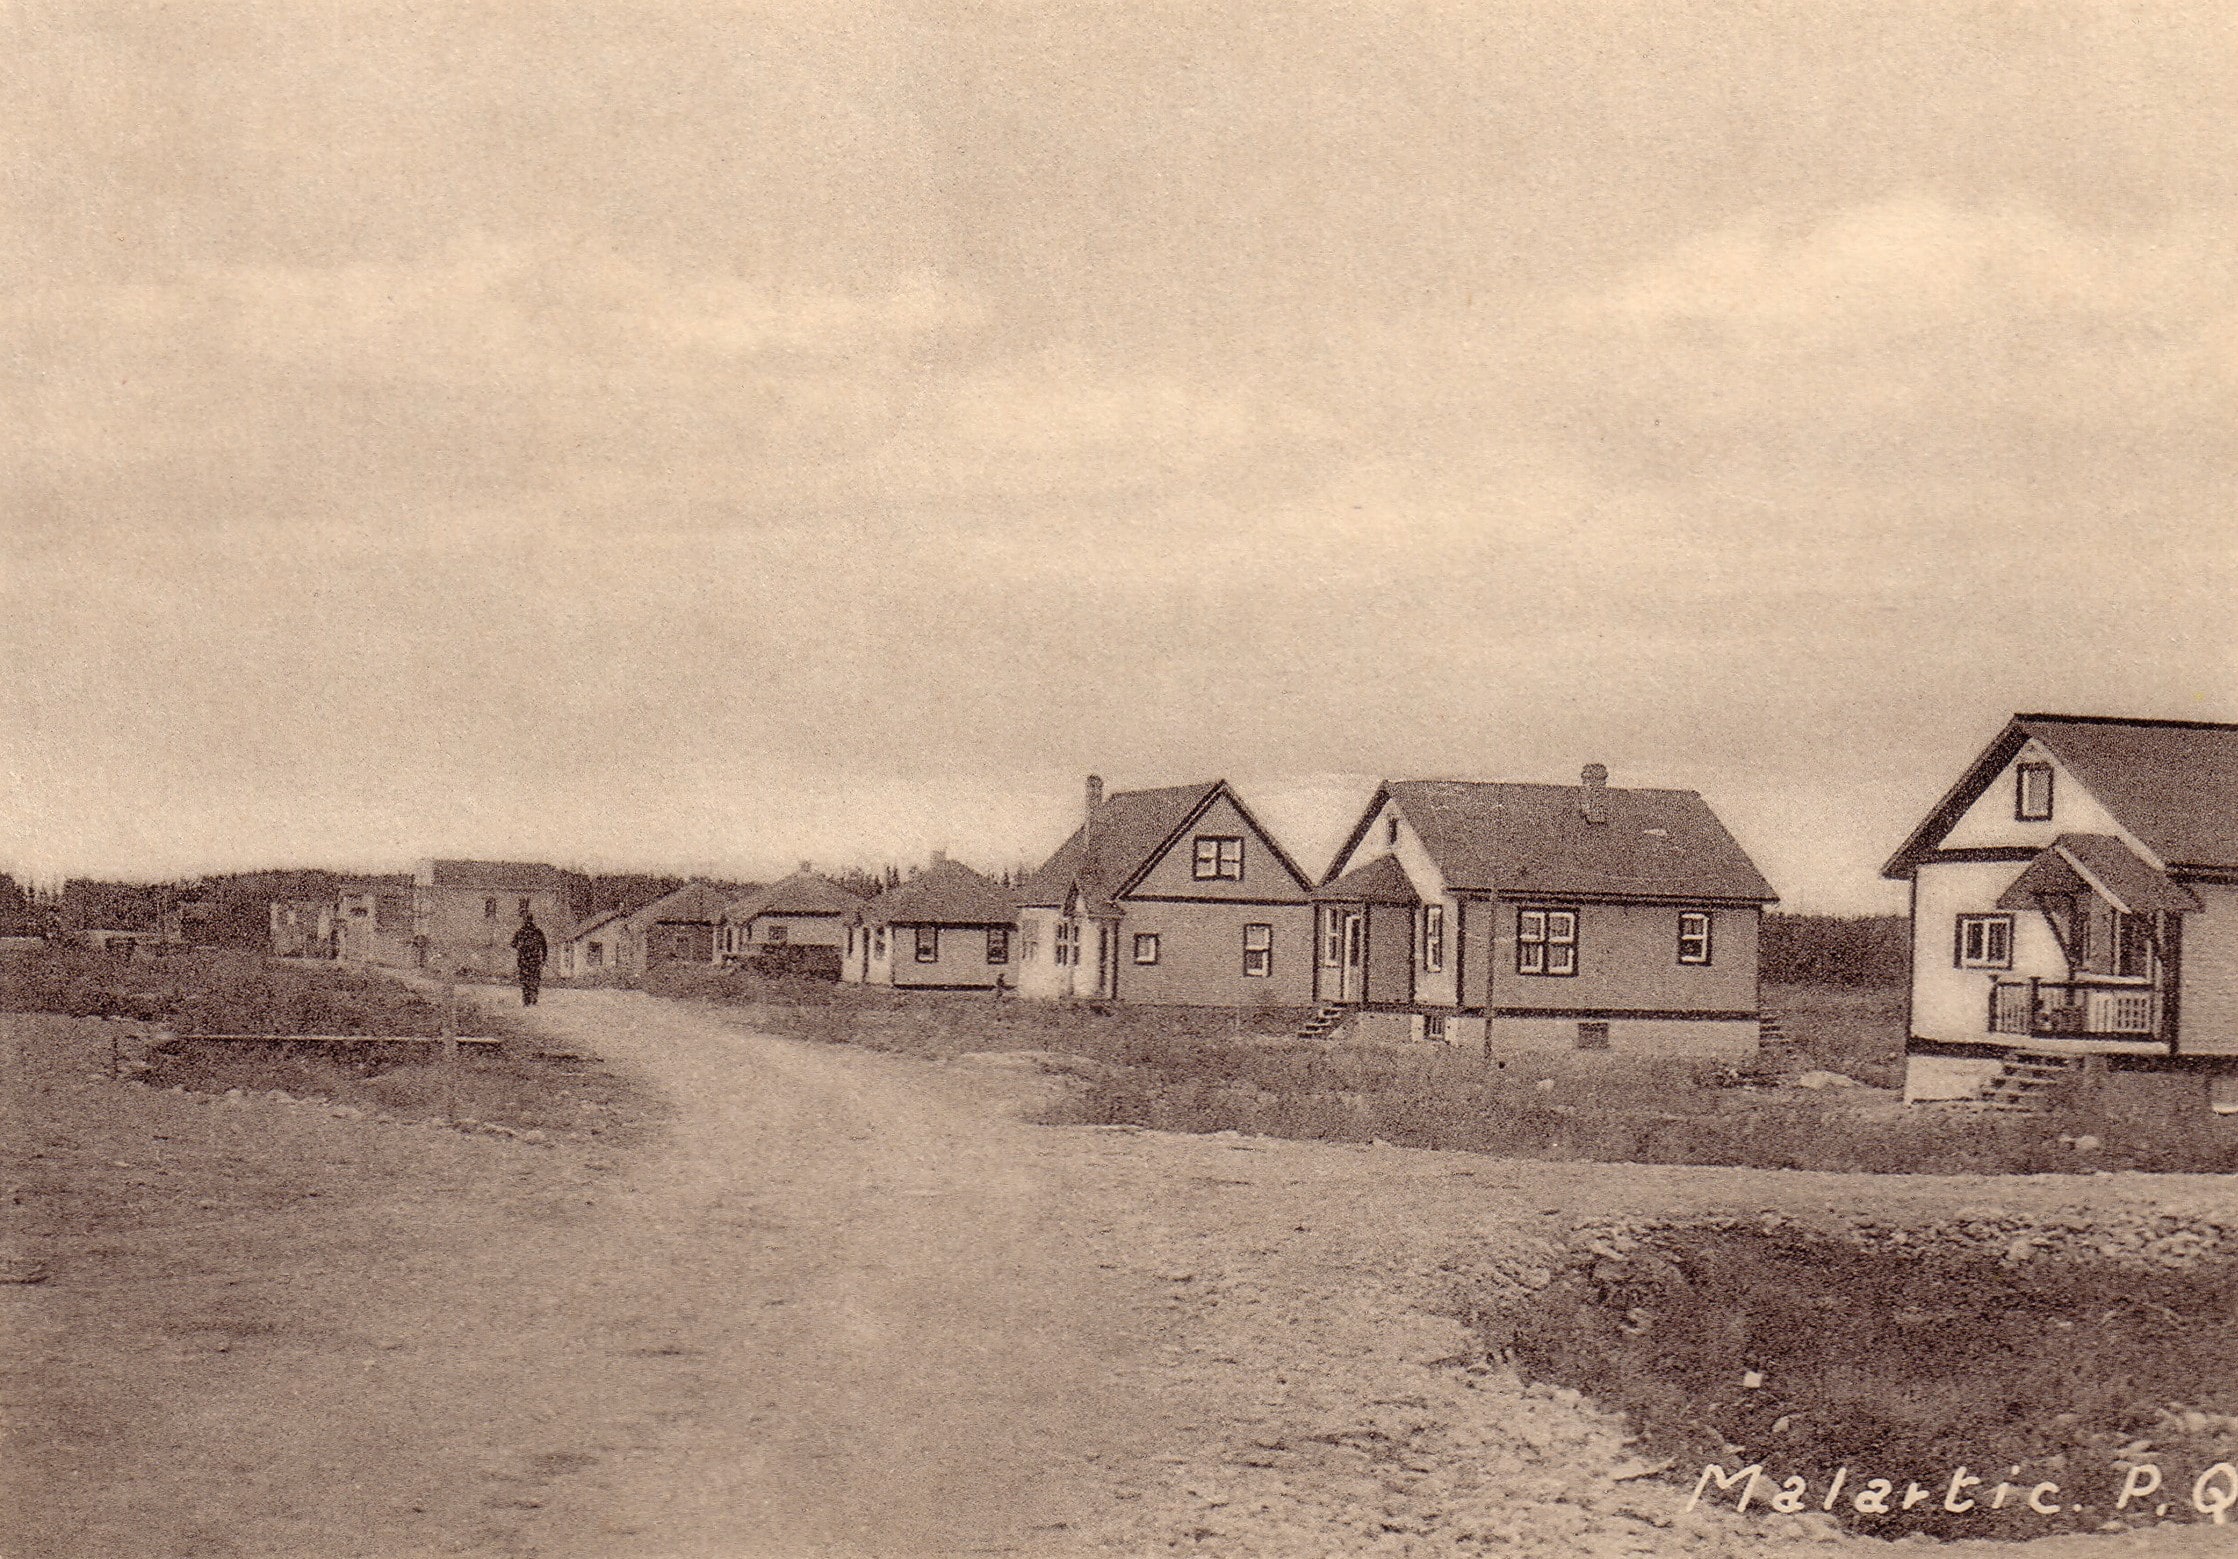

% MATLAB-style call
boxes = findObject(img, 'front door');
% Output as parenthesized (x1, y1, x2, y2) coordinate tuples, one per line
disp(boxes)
(1341, 913, 1364, 1002)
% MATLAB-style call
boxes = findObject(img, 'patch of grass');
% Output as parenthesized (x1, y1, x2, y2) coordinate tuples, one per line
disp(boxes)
(1486, 1221, 2238, 1540)
(1763, 982, 1906, 1088)
(0, 944, 476, 1038)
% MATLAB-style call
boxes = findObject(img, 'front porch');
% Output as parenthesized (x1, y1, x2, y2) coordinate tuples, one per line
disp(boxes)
(1989, 977, 2166, 1043)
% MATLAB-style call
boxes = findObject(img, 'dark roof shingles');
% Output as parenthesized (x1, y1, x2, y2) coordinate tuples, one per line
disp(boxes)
(1016, 782, 1221, 906)
(1384, 780, 1777, 902)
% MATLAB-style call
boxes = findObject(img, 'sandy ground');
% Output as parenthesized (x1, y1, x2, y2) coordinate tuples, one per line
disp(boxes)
(5, 989, 2231, 1558)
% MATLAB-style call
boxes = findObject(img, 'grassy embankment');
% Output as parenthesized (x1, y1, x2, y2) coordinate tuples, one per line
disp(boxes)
(637, 965, 2238, 1175)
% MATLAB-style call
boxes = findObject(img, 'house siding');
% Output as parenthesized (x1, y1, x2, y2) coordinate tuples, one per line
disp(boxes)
(1938, 739, 2136, 854)
(1909, 858, 2072, 1045)
(1125, 793, 1307, 901)
(415, 884, 571, 976)
(873, 922, 1013, 990)
(1487, 900, 1759, 1017)
(1113, 900, 1313, 1009)
(2177, 884, 2238, 1056)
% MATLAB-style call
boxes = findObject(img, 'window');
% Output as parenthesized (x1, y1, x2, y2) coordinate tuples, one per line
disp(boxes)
(915, 926, 940, 963)
(1321, 908, 1344, 968)
(1385, 815, 1400, 848)
(2016, 762, 2055, 821)
(485, 897, 498, 919)
(1576, 1020, 1611, 1051)
(1242, 923, 1273, 977)
(1517, 908, 1579, 976)
(1677, 911, 1713, 966)
(587, 942, 605, 968)
(1133, 933, 1161, 965)
(1193, 836, 1245, 881)
(1422, 1013, 1447, 1042)
(1954, 914, 2013, 969)
(1422, 905, 1445, 973)
(986, 928, 1010, 965)
(1055, 921, 1078, 966)
(766, 923, 788, 946)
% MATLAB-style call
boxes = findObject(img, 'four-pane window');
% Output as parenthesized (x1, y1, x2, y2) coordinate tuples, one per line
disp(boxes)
(1954, 914, 2013, 969)
(1193, 836, 1245, 881)
(986, 927, 1010, 965)
(1242, 923, 1273, 977)
(1676, 911, 1713, 966)
(1516, 908, 1579, 976)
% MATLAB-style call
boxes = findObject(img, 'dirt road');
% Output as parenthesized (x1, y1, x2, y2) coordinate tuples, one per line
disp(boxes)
(11, 989, 2228, 1558)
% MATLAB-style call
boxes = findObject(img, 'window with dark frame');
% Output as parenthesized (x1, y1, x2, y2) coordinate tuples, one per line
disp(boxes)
(1193, 836, 1245, 881)
(1516, 908, 1579, 976)
(766, 923, 788, 946)
(1954, 913, 2013, 969)
(986, 927, 1010, 965)
(1321, 908, 1344, 967)
(2016, 761, 2055, 821)
(913, 926, 939, 963)
(1575, 1020, 1611, 1051)
(1133, 933, 1160, 965)
(1422, 904, 1445, 972)
(1677, 910, 1713, 966)
(1242, 923, 1273, 977)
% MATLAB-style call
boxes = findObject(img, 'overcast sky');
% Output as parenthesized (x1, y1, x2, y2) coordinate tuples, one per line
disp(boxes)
(4, 2, 2232, 911)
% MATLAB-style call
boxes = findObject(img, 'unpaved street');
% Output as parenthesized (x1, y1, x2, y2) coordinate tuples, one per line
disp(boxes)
(11, 988, 2229, 1558)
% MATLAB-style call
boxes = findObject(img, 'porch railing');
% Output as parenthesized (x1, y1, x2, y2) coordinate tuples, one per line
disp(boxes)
(1989, 979, 2159, 1039)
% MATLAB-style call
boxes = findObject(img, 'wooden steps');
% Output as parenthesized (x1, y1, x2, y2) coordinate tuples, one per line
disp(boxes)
(1296, 1004, 1350, 1041)
(1752, 1015, 1805, 1079)
(1976, 1050, 2086, 1112)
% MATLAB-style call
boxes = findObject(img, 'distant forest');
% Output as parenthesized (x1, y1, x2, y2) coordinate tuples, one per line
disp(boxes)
(1760, 913, 1908, 988)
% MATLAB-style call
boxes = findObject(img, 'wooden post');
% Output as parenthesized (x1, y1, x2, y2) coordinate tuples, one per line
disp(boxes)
(440, 958, 459, 1124)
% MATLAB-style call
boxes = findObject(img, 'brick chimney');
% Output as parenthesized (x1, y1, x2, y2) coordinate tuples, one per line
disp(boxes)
(930, 847, 947, 866)
(1579, 763, 1610, 825)
(1079, 775, 1105, 894)
(798, 859, 813, 875)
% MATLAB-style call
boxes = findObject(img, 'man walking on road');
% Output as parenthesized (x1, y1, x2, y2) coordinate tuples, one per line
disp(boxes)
(511, 911, 548, 1006)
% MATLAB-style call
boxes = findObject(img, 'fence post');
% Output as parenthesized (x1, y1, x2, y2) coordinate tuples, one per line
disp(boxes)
(441, 958, 459, 1123)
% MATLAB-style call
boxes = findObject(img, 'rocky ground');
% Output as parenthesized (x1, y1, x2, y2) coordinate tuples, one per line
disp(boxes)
(5, 992, 2230, 1557)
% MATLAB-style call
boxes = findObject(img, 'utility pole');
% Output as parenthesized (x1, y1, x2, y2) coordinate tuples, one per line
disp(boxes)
(440, 955, 459, 1124)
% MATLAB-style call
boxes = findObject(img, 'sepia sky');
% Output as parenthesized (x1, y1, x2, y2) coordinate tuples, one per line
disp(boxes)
(4, 1, 2234, 911)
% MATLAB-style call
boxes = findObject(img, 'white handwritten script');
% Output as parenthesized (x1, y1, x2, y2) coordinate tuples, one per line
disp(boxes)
(1688, 1460, 2238, 1526)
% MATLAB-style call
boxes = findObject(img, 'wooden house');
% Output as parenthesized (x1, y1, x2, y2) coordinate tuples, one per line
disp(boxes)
(1883, 714, 2238, 1107)
(1311, 767, 1778, 1054)
(410, 859, 572, 975)
(720, 868, 861, 975)
(560, 880, 732, 979)
(843, 855, 1016, 990)
(1014, 776, 1316, 1008)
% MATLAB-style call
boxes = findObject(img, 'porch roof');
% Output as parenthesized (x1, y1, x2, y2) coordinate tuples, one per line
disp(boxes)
(1996, 833, 2203, 916)
(1311, 854, 1421, 905)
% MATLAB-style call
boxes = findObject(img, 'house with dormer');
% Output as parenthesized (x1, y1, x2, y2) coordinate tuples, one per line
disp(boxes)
(1014, 776, 1317, 1007)
(1311, 766, 1778, 1055)
(1882, 713, 2238, 1104)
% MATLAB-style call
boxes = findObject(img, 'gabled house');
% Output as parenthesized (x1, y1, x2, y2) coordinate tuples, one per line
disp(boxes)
(1313, 767, 1778, 1053)
(1014, 776, 1316, 1007)
(843, 854, 1016, 990)
(719, 867, 861, 974)
(1882, 714, 2238, 1104)
(562, 880, 733, 979)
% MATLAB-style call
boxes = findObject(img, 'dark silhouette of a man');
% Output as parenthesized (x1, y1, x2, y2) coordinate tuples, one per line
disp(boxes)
(511, 912, 549, 1006)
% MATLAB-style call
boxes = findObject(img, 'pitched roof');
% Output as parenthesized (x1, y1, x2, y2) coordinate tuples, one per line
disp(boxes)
(1312, 853, 1421, 904)
(1996, 834, 2203, 916)
(724, 872, 863, 921)
(1883, 714, 2238, 877)
(567, 908, 628, 943)
(623, 880, 732, 929)
(1015, 782, 1221, 906)
(421, 859, 566, 890)
(1349, 780, 1777, 902)
(862, 860, 1016, 926)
